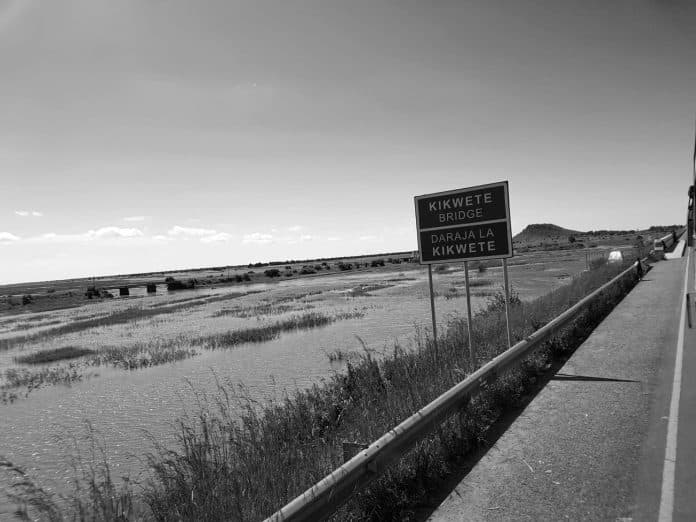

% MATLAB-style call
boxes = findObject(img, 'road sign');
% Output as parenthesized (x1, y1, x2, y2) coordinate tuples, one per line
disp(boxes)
(414, 181, 513, 264)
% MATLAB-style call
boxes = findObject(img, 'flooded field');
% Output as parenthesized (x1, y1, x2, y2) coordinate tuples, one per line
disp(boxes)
(0, 248, 608, 513)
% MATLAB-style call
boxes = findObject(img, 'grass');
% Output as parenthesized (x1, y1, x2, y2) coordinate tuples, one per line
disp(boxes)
(84, 311, 362, 369)
(325, 348, 362, 363)
(197, 311, 365, 349)
(87, 339, 198, 370)
(1, 364, 87, 404)
(0, 292, 249, 351)
(1, 423, 146, 520)
(9, 260, 639, 520)
(11, 319, 63, 331)
(347, 283, 394, 297)
(0, 309, 367, 400)
(14, 346, 96, 365)
(212, 302, 311, 318)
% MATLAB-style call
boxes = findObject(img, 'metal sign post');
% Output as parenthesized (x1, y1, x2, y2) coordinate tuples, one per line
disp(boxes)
(464, 261, 474, 365)
(428, 264, 438, 354)
(414, 181, 514, 365)
(502, 258, 512, 348)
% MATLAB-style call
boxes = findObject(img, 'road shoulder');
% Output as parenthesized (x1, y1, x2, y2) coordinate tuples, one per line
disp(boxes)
(428, 258, 685, 521)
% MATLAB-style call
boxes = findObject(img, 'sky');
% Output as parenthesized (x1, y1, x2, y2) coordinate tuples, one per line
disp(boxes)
(1, 0, 695, 284)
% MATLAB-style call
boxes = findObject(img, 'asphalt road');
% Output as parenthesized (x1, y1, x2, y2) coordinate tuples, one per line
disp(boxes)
(428, 252, 695, 521)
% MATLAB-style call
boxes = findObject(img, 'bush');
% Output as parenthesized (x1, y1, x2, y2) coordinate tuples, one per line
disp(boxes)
(264, 269, 281, 278)
(166, 279, 196, 291)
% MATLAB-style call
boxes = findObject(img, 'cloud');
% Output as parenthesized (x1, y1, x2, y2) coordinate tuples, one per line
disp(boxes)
(14, 210, 28, 216)
(327, 236, 342, 241)
(299, 234, 314, 241)
(15, 210, 42, 217)
(0, 232, 21, 243)
(32, 211, 43, 217)
(288, 225, 303, 232)
(123, 215, 147, 222)
(359, 235, 380, 241)
(153, 235, 172, 241)
(167, 225, 217, 237)
(91, 227, 143, 239)
(243, 232, 273, 244)
(200, 232, 234, 243)
(27, 227, 144, 243)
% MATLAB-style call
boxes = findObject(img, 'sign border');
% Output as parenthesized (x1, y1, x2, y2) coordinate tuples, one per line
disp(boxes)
(414, 180, 513, 265)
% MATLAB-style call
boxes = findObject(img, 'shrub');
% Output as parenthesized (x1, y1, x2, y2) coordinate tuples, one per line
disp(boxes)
(167, 279, 196, 291)
(264, 269, 281, 278)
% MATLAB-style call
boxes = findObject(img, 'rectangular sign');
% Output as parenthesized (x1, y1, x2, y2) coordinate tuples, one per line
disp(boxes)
(414, 181, 513, 264)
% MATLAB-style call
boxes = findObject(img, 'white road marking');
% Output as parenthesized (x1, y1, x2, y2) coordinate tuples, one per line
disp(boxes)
(658, 248, 691, 521)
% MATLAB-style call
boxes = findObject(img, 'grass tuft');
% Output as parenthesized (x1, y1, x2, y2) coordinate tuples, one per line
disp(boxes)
(15, 346, 96, 365)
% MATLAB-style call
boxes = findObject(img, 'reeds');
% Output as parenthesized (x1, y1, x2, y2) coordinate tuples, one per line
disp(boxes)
(1, 364, 85, 404)
(87, 340, 198, 370)
(198, 311, 365, 349)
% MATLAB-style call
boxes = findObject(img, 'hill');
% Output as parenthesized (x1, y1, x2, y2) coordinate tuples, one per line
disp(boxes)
(513, 223, 583, 243)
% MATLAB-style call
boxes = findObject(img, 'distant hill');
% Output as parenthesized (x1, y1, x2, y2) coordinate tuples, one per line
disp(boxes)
(513, 223, 583, 243)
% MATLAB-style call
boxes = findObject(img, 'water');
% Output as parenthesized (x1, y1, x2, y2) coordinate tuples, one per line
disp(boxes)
(0, 258, 579, 513)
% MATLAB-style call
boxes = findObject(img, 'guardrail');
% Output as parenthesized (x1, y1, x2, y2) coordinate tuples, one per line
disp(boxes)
(656, 227, 686, 252)
(266, 260, 645, 522)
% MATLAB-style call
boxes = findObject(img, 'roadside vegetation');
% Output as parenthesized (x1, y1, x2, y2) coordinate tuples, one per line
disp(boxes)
(3, 260, 641, 520)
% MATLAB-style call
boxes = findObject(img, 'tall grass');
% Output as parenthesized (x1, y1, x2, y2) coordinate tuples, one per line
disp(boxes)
(197, 311, 365, 349)
(1, 422, 146, 521)
(6, 261, 639, 520)
(87, 339, 198, 370)
(1, 364, 85, 404)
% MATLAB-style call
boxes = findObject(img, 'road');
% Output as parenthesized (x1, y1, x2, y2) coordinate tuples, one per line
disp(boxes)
(428, 250, 696, 521)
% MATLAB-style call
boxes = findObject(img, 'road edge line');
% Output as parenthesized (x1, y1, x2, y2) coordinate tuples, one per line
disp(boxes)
(658, 249, 690, 521)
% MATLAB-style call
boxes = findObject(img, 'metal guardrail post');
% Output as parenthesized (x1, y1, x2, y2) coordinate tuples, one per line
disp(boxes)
(687, 293, 692, 329)
(265, 261, 643, 522)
